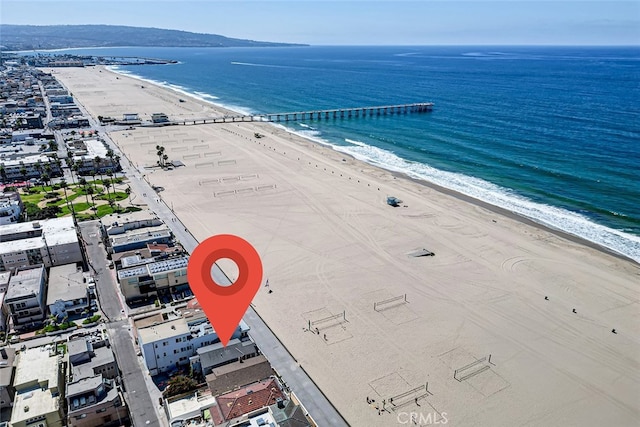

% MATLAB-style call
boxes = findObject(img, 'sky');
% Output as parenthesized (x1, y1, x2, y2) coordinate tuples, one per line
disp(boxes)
(1, 1, 639, 45)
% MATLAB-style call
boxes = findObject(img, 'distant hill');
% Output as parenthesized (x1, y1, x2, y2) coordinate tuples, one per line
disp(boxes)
(0, 24, 306, 50)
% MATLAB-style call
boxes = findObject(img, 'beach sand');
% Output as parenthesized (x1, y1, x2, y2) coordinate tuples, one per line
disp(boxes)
(49, 66, 640, 426)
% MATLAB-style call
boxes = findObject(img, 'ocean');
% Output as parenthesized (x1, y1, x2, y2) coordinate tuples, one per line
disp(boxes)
(33, 46, 640, 262)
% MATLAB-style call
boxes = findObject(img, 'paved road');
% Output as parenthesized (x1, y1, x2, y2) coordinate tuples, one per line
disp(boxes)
(68, 92, 348, 426)
(79, 221, 162, 427)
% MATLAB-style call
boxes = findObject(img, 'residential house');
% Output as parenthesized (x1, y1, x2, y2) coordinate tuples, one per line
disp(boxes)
(0, 191, 23, 225)
(0, 154, 62, 182)
(4, 265, 47, 331)
(101, 210, 172, 254)
(66, 375, 125, 427)
(68, 335, 118, 381)
(206, 354, 274, 396)
(136, 315, 250, 376)
(65, 334, 129, 427)
(191, 338, 260, 378)
(0, 217, 83, 272)
(0, 347, 16, 409)
(10, 347, 63, 427)
(46, 263, 89, 320)
(210, 378, 286, 426)
(117, 254, 188, 303)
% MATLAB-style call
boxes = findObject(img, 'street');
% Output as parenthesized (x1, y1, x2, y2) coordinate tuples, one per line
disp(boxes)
(79, 221, 163, 427)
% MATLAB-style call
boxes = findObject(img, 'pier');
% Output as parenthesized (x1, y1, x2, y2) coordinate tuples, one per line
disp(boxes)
(175, 102, 434, 126)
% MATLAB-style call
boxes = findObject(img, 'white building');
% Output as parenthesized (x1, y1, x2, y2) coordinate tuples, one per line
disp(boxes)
(0, 217, 83, 272)
(4, 265, 47, 330)
(0, 153, 62, 182)
(136, 315, 249, 376)
(10, 347, 63, 427)
(0, 191, 22, 225)
(70, 139, 119, 175)
(46, 263, 88, 320)
(117, 254, 188, 302)
(102, 210, 172, 254)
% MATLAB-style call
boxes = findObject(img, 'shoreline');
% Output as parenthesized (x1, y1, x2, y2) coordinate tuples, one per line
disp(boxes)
(50, 65, 640, 427)
(104, 64, 639, 265)
(398, 172, 639, 265)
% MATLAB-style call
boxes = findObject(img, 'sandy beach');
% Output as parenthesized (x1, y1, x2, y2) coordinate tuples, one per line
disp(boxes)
(49, 65, 639, 426)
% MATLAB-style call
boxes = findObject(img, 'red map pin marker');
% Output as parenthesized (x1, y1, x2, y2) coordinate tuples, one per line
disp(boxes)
(187, 234, 263, 346)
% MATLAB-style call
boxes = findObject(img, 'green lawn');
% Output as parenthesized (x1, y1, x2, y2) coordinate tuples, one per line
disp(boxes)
(75, 185, 103, 195)
(59, 202, 93, 216)
(97, 191, 128, 202)
(95, 204, 141, 217)
(21, 192, 45, 204)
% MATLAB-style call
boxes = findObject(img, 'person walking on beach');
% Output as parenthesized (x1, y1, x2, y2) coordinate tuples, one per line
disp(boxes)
(265, 278, 269, 288)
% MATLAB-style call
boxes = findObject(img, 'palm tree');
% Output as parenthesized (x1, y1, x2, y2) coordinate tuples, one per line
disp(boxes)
(94, 156, 103, 178)
(79, 177, 91, 205)
(54, 157, 63, 179)
(34, 161, 43, 182)
(125, 186, 132, 206)
(65, 158, 77, 186)
(44, 164, 53, 187)
(156, 145, 165, 167)
(59, 179, 70, 209)
(19, 166, 28, 187)
(105, 170, 114, 203)
(106, 149, 116, 172)
(0, 165, 7, 185)
(60, 179, 78, 224)
(86, 186, 96, 218)
(104, 180, 112, 204)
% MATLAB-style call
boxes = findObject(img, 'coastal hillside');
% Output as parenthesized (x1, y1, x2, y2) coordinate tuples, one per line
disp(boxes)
(0, 24, 306, 50)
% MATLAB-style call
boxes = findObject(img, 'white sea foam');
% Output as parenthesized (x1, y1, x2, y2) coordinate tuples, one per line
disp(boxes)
(231, 61, 290, 69)
(339, 138, 640, 262)
(194, 91, 219, 100)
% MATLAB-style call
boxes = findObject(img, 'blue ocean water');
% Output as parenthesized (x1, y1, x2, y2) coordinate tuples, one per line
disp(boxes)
(40, 46, 640, 261)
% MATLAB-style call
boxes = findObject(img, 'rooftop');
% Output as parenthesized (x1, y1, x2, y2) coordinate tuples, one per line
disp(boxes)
(197, 338, 258, 371)
(210, 354, 271, 378)
(110, 226, 172, 249)
(5, 265, 45, 301)
(0, 216, 77, 249)
(102, 209, 161, 229)
(67, 374, 102, 397)
(118, 254, 188, 279)
(10, 387, 60, 424)
(132, 312, 165, 330)
(166, 390, 217, 425)
(0, 235, 46, 254)
(213, 378, 285, 423)
(13, 346, 60, 391)
(46, 263, 86, 304)
(137, 317, 190, 344)
(84, 139, 108, 158)
(72, 346, 115, 380)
